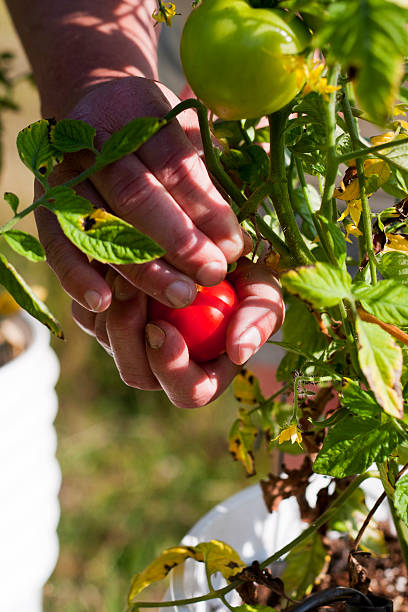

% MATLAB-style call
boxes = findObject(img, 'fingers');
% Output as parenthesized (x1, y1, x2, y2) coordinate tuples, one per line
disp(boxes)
(145, 320, 240, 408)
(112, 260, 197, 308)
(74, 78, 244, 282)
(90, 153, 230, 286)
(226, 259, 285, 365)
(106, 284, 160, 390)
(36, 206, 112, 312)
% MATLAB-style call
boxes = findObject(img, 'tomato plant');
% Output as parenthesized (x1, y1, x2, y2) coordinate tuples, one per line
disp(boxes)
(180, 0, 310, 120)
(149, 280, 238, 362)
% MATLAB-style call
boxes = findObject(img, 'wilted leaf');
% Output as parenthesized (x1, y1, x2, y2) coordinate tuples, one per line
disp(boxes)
(195, 540, 245, 580)
(0, 254, 62, 337)
(233, 369, 264, 406)
(356, 318, 403, 418)
(128, 545, 204, 602)
(228, 409, 258, 476)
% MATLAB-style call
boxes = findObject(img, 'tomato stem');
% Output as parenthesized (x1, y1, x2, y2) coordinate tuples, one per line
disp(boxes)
(268, 109, 313, 265)
(165, 99, 246, 209)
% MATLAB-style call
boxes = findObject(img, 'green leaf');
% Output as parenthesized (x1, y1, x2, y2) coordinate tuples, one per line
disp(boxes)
(97, 117, 166, 166)
(394, 474, 408, 526)
(16, 119, 61, 180)
(318, 215, 347, 266)
(0, 253, 62, 337)
(45, 187, 165, 264)
(377, 251, 408, 284)
(313, 414, 399, 477)
(281, 262, 352, 308)
(341, 378, 381, 419)
(50, 118, 96, 153)
(280, 533, 328, 599)
(3, 230, 46, 262)
(356, 318, 403, 418)
(4, 191, 19, 213)
(353, 279, 408, 326)
(292, 184, 320, 241)
(316, 0, 408, 123)
(382, 139, 408, 173)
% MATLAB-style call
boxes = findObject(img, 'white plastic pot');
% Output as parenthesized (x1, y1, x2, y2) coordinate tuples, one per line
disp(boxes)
(168, 476, 392, 612)
(0, 313, 60, 612)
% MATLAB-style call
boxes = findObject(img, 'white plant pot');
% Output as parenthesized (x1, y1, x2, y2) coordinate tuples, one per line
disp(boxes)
(168, 475, 392, 612)
(0, 313, 61, 612)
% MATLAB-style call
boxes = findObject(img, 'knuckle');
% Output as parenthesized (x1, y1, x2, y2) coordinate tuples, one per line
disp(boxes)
(158, 149, 199, 193)
(111, 174, 156, 220)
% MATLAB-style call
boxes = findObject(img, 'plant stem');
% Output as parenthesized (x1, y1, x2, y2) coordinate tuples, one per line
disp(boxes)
(338, 136, 408, 165)
(165, 99, 246, 208)
(268, 110, 313, 265)
(132, 473, 371, 610)
(319, 67, 340, 220)
(295, 157, 337, 266)
(237, 181, 272, 222)
(341, 91, 377, 284)
(0, 198, 44, 234)
(377, 461, 408, 572)
(254, 214, 292, 260)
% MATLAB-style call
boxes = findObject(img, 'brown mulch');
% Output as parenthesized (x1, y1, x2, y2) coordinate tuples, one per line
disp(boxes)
(316, 528, 408, 611)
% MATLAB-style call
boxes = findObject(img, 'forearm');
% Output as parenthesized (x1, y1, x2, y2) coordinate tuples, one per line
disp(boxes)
(5, 0, 160, 117)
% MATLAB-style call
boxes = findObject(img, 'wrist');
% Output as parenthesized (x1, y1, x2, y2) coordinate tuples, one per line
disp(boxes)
(6, 0, 160, 118)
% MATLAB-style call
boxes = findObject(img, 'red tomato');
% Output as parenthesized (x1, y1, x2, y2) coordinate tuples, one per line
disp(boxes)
(149, 280, 239, 362)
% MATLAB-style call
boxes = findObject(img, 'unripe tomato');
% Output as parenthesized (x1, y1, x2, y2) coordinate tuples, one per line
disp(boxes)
(180, 0, 310, 120)
(149, 280, 238, 362)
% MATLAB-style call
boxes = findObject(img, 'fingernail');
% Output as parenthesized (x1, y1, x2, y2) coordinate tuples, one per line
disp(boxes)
(113, 276, 138, 301)
(145, 323, 165, 349)
(84, 289, 102, 311)
(165, 280, 195, 307)
(238, 327, 261, 364)
(218, 236, 244, 260)
(197, 261, 226, 286)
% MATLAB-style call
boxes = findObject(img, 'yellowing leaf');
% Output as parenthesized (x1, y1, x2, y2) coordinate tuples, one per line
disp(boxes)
(0, 290, 20, 316)
(233, 369, 262, 406)
(384, 233, 408, 254)
(127, 540, 244, 605)
(195, 540, 245, 580)
(337, 199, 362, 227)
(364, 158, 391, 185)
(128, 545, 204, 602)
(370, 131, 395, 146)
(356, 318, 403, 419)
(228, 409, 258, 476)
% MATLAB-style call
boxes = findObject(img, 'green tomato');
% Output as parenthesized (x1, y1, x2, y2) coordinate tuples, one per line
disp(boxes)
(180, 0, 310, 120)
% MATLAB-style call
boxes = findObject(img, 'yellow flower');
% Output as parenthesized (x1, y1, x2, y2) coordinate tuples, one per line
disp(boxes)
(344, 221, 363, 243)
(337, 199, 362, 228)
(273, 423, 303, 447)
(152, 1, 177, 26)
(302, 62, 341, 100)
(282, 55, 307, 90)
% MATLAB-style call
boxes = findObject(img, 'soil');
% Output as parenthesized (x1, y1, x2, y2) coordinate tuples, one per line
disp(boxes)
(317, 529, 408, 611)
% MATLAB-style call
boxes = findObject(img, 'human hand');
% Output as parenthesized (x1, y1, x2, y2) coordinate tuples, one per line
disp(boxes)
(35, 76, 246, 313)
(71, 258, 284, 409)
